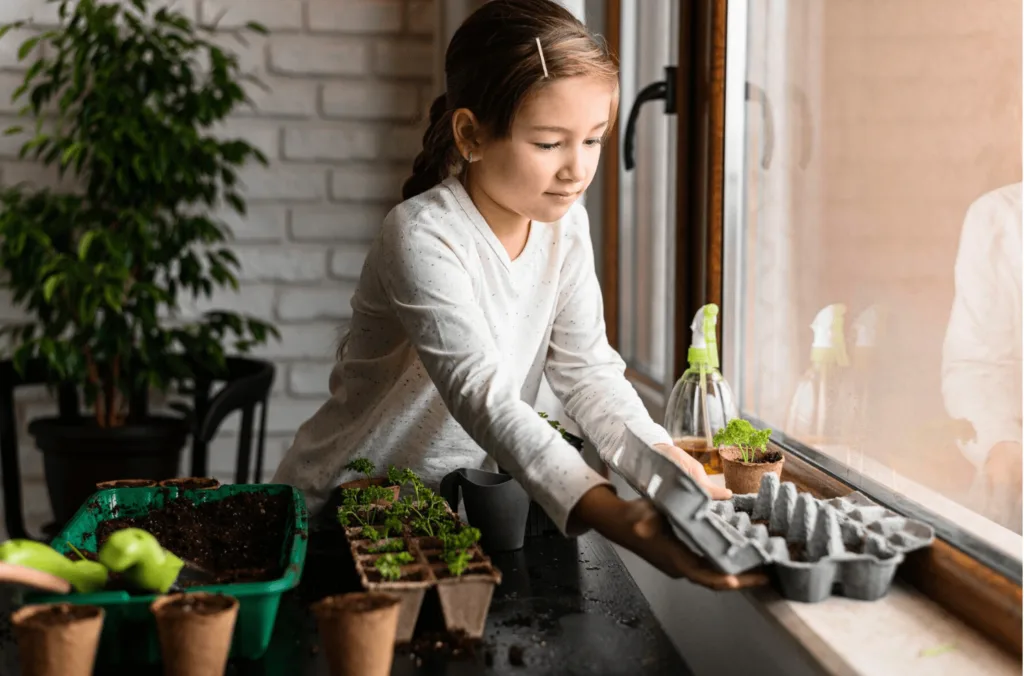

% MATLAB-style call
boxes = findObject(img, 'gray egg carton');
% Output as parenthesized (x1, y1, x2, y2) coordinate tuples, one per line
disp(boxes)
(611, 426, 935, 602)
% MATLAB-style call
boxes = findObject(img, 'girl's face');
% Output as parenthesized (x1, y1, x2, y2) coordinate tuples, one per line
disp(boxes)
(469, 75, 616, 225)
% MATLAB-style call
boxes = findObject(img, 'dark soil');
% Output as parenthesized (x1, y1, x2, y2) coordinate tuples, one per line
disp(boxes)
(18, 605, 100, 627)
(363, 568, 427, 584)
(411, 537, 443, 550)
(96, 480, 156, 490)
(396, 630, 485, 663)
(509, 644, 526, 666)
(499, 613, 534, 628)
(432, 563, 492, 580)
(324, 594, 400, 614)
(161, 478, 219, 489)
(744, 450, 783, 464)
(94, 491, 290, 586)
(353, 539, 406, 556)
(422, 549, 484, 566)
(156, 593, 235, 616)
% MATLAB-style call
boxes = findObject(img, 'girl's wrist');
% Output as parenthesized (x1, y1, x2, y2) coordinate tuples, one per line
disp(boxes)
(568, 484, 641, 546)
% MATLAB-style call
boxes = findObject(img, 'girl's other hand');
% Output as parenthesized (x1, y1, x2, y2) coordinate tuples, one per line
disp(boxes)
(653, 443, 733, 501)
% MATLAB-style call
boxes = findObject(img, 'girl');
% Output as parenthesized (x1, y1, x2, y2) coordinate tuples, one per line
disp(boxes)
(275, 0, 763, 590)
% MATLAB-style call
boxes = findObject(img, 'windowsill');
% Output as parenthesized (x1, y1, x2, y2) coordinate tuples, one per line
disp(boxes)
(702, 474, 1021, 675)
(746, 582, 1020, 676)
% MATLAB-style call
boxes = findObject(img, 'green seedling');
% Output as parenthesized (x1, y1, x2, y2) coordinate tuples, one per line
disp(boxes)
(368, 540, 406, 554)
(345, 458, 375, 481)
(444, 549, 473, 577)
(387, 465, 417, 488)
(374, 552, 414, 582)
(713, 419, 773, 464)
(441, 527, 481, 577)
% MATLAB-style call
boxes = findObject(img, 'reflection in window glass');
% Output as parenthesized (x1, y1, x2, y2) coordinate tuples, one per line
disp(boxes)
(726, 0, 1022, 548)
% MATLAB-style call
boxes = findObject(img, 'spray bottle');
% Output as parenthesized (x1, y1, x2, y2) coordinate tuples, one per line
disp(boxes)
(664, 304, 739, 475)
(785, 303, 850, 445)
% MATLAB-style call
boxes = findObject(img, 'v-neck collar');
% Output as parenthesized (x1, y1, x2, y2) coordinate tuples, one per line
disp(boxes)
(443, 177, 537, 271)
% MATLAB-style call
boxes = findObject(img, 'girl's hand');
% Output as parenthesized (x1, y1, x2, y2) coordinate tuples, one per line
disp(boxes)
(653, 443, 733, 500)
(570, 486, 768, 591)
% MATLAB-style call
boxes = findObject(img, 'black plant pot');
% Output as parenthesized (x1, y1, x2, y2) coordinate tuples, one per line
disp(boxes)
(440, 467, 531, 552)
(29, 415, 188, 527)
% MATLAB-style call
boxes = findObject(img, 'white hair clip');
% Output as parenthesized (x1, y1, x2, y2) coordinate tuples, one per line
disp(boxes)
(535, 37, 549, 78)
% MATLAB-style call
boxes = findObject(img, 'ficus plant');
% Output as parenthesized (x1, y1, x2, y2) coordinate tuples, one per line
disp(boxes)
(0, 0, 278, 428)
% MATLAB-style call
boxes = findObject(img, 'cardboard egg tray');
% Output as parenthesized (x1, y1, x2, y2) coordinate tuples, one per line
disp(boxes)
(611, 426, 935, 602)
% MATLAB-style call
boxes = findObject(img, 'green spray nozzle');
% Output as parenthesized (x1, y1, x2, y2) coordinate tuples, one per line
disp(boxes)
(810, 303, 849, 366)
(0, 540, 108, 593)
(98, 528, 184, 594)
(688, 304, 720, 369)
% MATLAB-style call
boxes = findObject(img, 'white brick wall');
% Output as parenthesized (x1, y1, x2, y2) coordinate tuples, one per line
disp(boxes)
(0, 0, 434, 536)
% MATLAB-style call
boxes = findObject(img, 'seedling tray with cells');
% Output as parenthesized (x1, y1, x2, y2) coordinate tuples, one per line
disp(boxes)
(25, 483, 308, 665)
(338, 469, 501, 642)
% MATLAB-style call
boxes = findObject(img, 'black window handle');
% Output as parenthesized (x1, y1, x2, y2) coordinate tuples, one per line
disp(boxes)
(623, 66, 677, 171)
(746, 82, 774, 170)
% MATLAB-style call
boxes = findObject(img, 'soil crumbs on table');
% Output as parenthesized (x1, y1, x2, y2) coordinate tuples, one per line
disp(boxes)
(94, 492, 290, 585)
(397, 631, 489, 666)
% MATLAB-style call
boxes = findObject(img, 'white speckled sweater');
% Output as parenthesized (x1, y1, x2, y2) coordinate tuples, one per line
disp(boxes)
(272, 177, 672, 533)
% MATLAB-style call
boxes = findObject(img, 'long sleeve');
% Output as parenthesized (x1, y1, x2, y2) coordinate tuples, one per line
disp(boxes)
(941, 185, 1023, 468)
(543, 206, 672, 462)
(379, 211, 609, 535)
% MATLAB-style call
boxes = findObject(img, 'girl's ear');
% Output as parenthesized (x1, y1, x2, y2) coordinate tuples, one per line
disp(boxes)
(452, 108, 483, 161)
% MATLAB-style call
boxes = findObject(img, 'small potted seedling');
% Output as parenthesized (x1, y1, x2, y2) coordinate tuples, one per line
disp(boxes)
(713, 419, 782, 495)
(432, 526, 499, 636)
(338, 459, 407, 505)
(373, 552, 415, 582)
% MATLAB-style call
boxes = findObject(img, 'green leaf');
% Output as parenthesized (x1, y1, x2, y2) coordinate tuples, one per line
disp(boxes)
(17, 36, 40, 61)
(78, 231, 98, 260)
(60, 142, 83, 167)
(0, 22, 26, 42)
(245, 21, 268, 35)
(3, 126, 23, 136)
(42, 275, 61, 302)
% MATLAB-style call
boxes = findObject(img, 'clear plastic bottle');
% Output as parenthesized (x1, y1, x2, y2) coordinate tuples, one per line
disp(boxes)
(785, 303, 850, 447)
(664, 304, 739, 474)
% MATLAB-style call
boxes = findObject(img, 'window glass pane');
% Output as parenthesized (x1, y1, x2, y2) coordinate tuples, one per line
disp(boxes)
(725, 0, 1022, 556)
(616, 0, 676, 384)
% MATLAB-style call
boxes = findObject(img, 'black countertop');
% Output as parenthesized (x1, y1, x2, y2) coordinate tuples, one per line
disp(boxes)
(2, 531, 693, 675)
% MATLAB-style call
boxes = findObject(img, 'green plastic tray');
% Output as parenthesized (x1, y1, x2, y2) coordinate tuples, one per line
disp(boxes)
(26, 483, 308, 665)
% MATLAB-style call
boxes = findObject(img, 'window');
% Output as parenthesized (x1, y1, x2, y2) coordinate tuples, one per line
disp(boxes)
(721, 0, 1022, 572)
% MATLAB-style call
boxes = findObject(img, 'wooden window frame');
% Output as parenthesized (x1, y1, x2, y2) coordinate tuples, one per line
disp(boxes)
(600, 0, 1022, 659)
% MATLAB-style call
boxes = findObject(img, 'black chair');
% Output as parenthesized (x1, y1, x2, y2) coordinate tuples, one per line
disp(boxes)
(184, 356, 275, 484)
(0, 356, 275, 541)
(0, 360, 79, 540)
